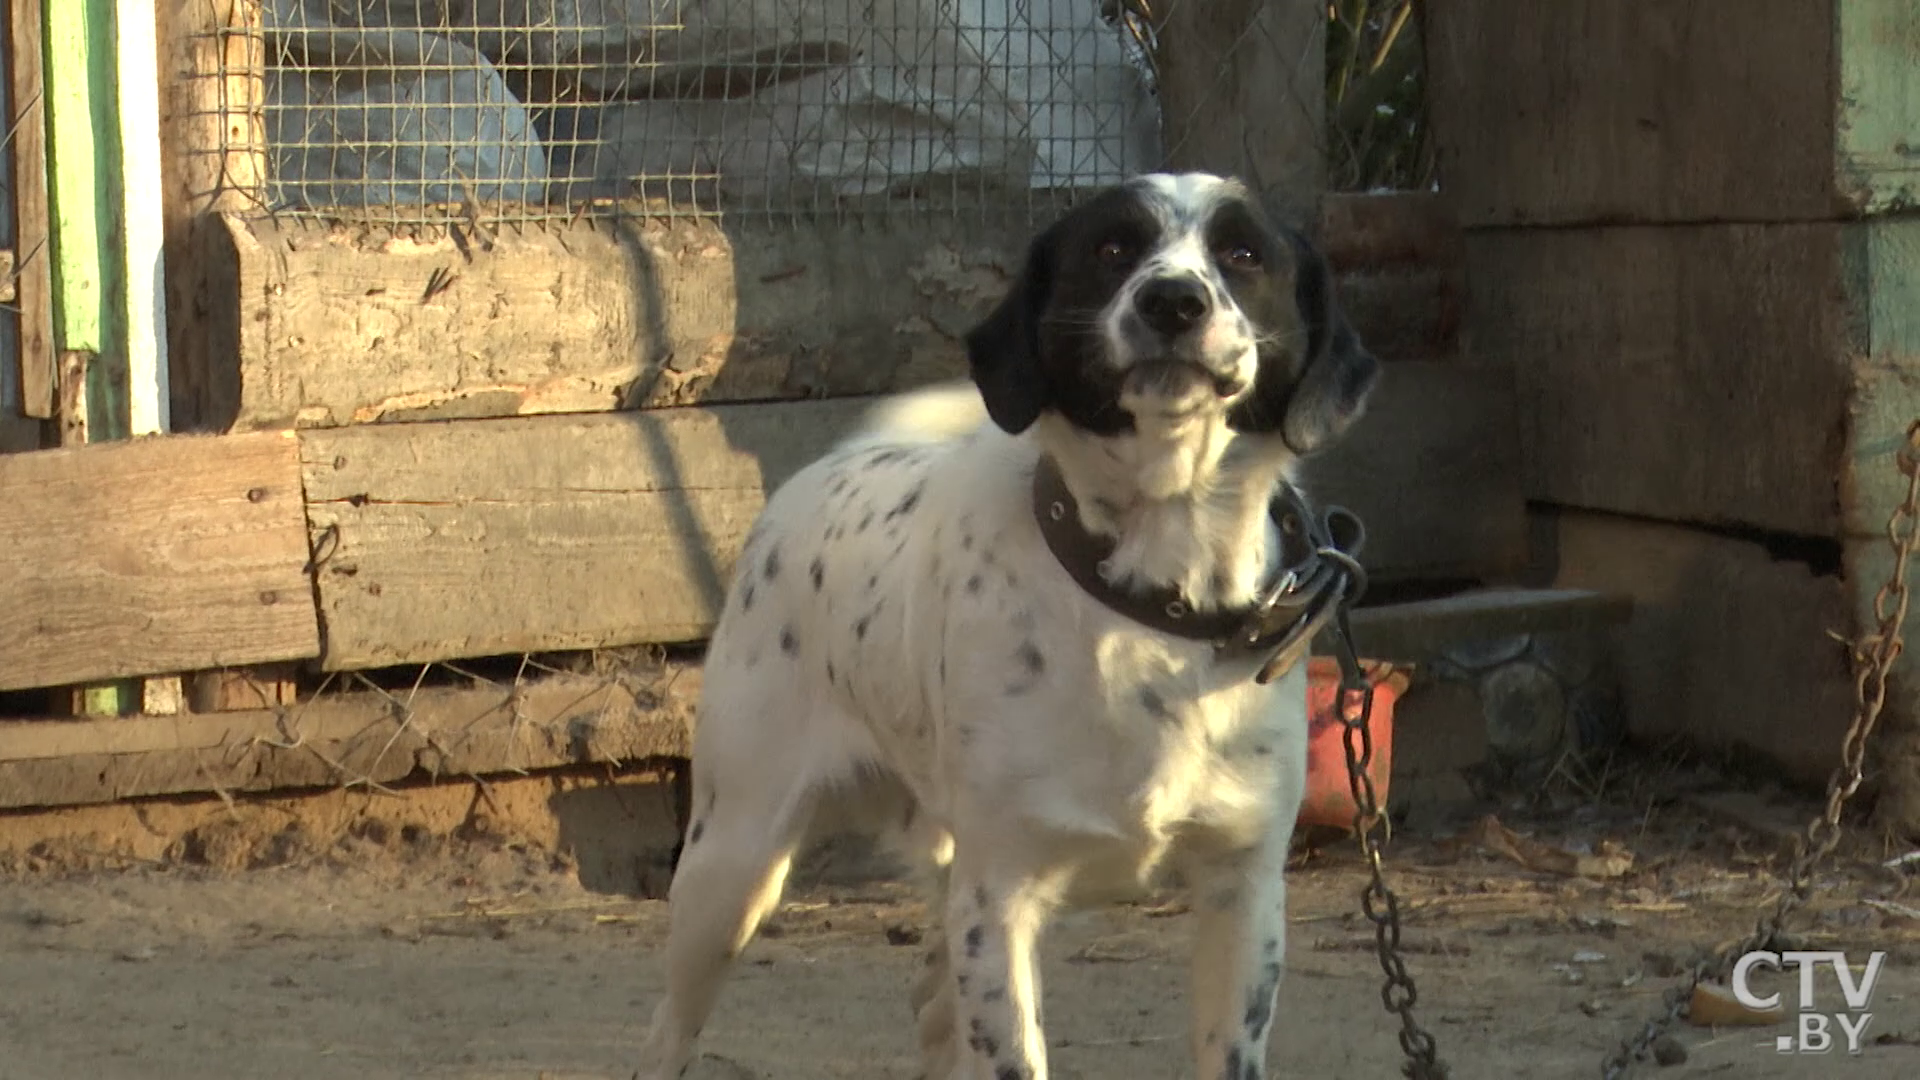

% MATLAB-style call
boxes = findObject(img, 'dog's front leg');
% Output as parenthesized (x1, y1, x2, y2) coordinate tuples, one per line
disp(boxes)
(943, 859, 1054, 1080)
(1187, 836, 1291, 1080)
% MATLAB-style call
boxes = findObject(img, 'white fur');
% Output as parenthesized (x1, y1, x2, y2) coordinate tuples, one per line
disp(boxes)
(638, 174, 1315, 1080)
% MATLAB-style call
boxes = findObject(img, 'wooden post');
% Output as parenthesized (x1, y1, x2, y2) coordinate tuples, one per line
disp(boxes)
(156, 0, 267, 433)
(117, 0, 170, 436)
(44, 0, 126, 442)
(1156, 0, 1327, 218)
(4, 0, 55, 425)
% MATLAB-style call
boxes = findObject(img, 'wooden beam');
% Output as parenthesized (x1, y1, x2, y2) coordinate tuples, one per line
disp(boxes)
(211, 211, 1024, 431)
(1157, 0, 1326, 214)
(209, 196, 1464, 433)
(0, 668, 699, 811)
(1424, 0, 1919, 226)
(300, 364, 1521, 671)
(155, 0, 265, 433)
(1320, 588, 1632, 664)
(1465, 220, 1920, 537)
(0, 430, 321, 691)
(299, 399, 874, 669)
(4, 0, 54, 420)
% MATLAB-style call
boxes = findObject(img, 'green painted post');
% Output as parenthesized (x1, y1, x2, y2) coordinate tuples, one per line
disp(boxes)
(43, 0, 126, 443)
(44, 0, 133, 715)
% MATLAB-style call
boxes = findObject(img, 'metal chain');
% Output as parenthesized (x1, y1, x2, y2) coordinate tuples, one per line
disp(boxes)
(1331, 601, 1449, 1079)
(1599, 418, 1920, 1079)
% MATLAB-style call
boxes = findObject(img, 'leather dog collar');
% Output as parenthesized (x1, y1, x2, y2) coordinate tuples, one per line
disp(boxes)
(1030, 454, 1368, 684)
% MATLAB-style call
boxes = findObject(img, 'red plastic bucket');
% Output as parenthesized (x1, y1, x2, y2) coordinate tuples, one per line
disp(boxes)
(1298, 656, 1404, 830)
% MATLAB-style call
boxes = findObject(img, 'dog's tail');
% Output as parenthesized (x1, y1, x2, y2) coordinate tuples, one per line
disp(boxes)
(855, 380, 991, 443)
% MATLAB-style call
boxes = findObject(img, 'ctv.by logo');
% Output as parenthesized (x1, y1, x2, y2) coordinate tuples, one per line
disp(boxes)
(1731, 950, 1888, 1054)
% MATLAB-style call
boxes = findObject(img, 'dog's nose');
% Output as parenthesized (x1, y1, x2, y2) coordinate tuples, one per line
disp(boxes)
(1134, 277, 1211, 338)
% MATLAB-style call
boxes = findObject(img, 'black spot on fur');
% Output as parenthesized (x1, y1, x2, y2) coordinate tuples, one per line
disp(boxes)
(1139, 686, 1173, 722)
(886, 483, 925, 521)
(1243, 959, 1281, 1040)
(1251, 743, 1273, 756)
(964, 925, 983, 959)
(974, 885, 989, 910)
(957, 972, 971, 994)
(686, 820, 705, 845)
(740, 583, 755, 611)
(859, 510, 874, 532)
(780, 627, 799, 655)
(1263, 937, 1280, 959)
(996, 1067, 1022, 1080)
(982, 985, 1006, 1003)
(967, 1019, 998, 1058)
(961, 532, 975, 551)
(855, 615, 870, 640)
(966, 574, 984, 595)
(1017, 643, 1045, 675)
(810, 556, 825, 590)
(825, 660, 837, 684)
(763, 546, 781, 580)
(1223, 1046, 1244, 1080)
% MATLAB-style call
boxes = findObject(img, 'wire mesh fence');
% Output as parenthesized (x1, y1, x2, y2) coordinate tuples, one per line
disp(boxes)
(246, 0, 1184, 225)
(228, 0, 1424, 227)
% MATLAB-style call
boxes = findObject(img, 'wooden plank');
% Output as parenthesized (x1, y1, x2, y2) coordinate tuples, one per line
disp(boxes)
(0, 431, 321, 690)
(1547, 510, 1855, 786)
(1465, 222, 1867, 536)
(1316, 588, 1632, 663)
(1840, 0, 1920, 212)
(304, 363, 1520, 671)
(300, 399, 873, 669)
(0, 668, 698, 811)
(1303, 360, 1527, 583)
(5, 0, 54, 418)
(214, 212, 1022, 431)
(1424, 0, 1919, 226)
(156, 0, 265, 433)
(1318, 192, 1461, 272)
(1158, 0, 1325, 213)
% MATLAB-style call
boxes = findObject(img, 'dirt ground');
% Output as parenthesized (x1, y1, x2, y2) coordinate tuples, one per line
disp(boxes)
(2, 761, 1919, 1080)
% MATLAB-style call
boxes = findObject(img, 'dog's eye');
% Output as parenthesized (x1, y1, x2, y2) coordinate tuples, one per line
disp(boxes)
(1097, 239, 1134, 264)
(1221, 245, 1261, 270)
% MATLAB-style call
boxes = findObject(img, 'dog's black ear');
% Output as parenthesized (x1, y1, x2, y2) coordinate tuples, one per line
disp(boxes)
(1278, 229, 1379, 455)
(965, 224, 1059, 434)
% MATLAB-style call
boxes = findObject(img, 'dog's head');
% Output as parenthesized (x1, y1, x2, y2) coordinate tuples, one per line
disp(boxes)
(964, 173, 1377, 456)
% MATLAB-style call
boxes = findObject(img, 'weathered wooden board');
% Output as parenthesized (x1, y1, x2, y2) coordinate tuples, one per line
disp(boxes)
(1467, 220, 1920, 537)
(206, 192, 1459, 432)
(1303, 361, 1526, 583)
(1547, 511, 1856, 786)
(0, 668, 697, 810)
(0, 432, 321, 690)
(216, 213, 1020, 431)
(1425, 0, 1920, 226)
(1324, 588, 1631, 664)
(300, 399, 873, 669)
(303, 364, 1520, 671)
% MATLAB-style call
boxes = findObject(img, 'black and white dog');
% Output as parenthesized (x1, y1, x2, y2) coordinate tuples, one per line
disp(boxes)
(636, 172, 1379, 1080)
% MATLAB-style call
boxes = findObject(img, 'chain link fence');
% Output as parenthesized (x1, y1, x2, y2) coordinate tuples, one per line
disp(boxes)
(228, 0, 1436, 227)
(245, 0, 1184, 225)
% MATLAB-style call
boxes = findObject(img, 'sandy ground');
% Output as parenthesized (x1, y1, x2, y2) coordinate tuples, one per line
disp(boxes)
(2, 773, 1919, 1080)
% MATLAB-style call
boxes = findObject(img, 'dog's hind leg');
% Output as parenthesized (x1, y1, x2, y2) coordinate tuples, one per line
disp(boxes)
(633, 758, 822, 1080)
(909, 848, 958, 1080)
